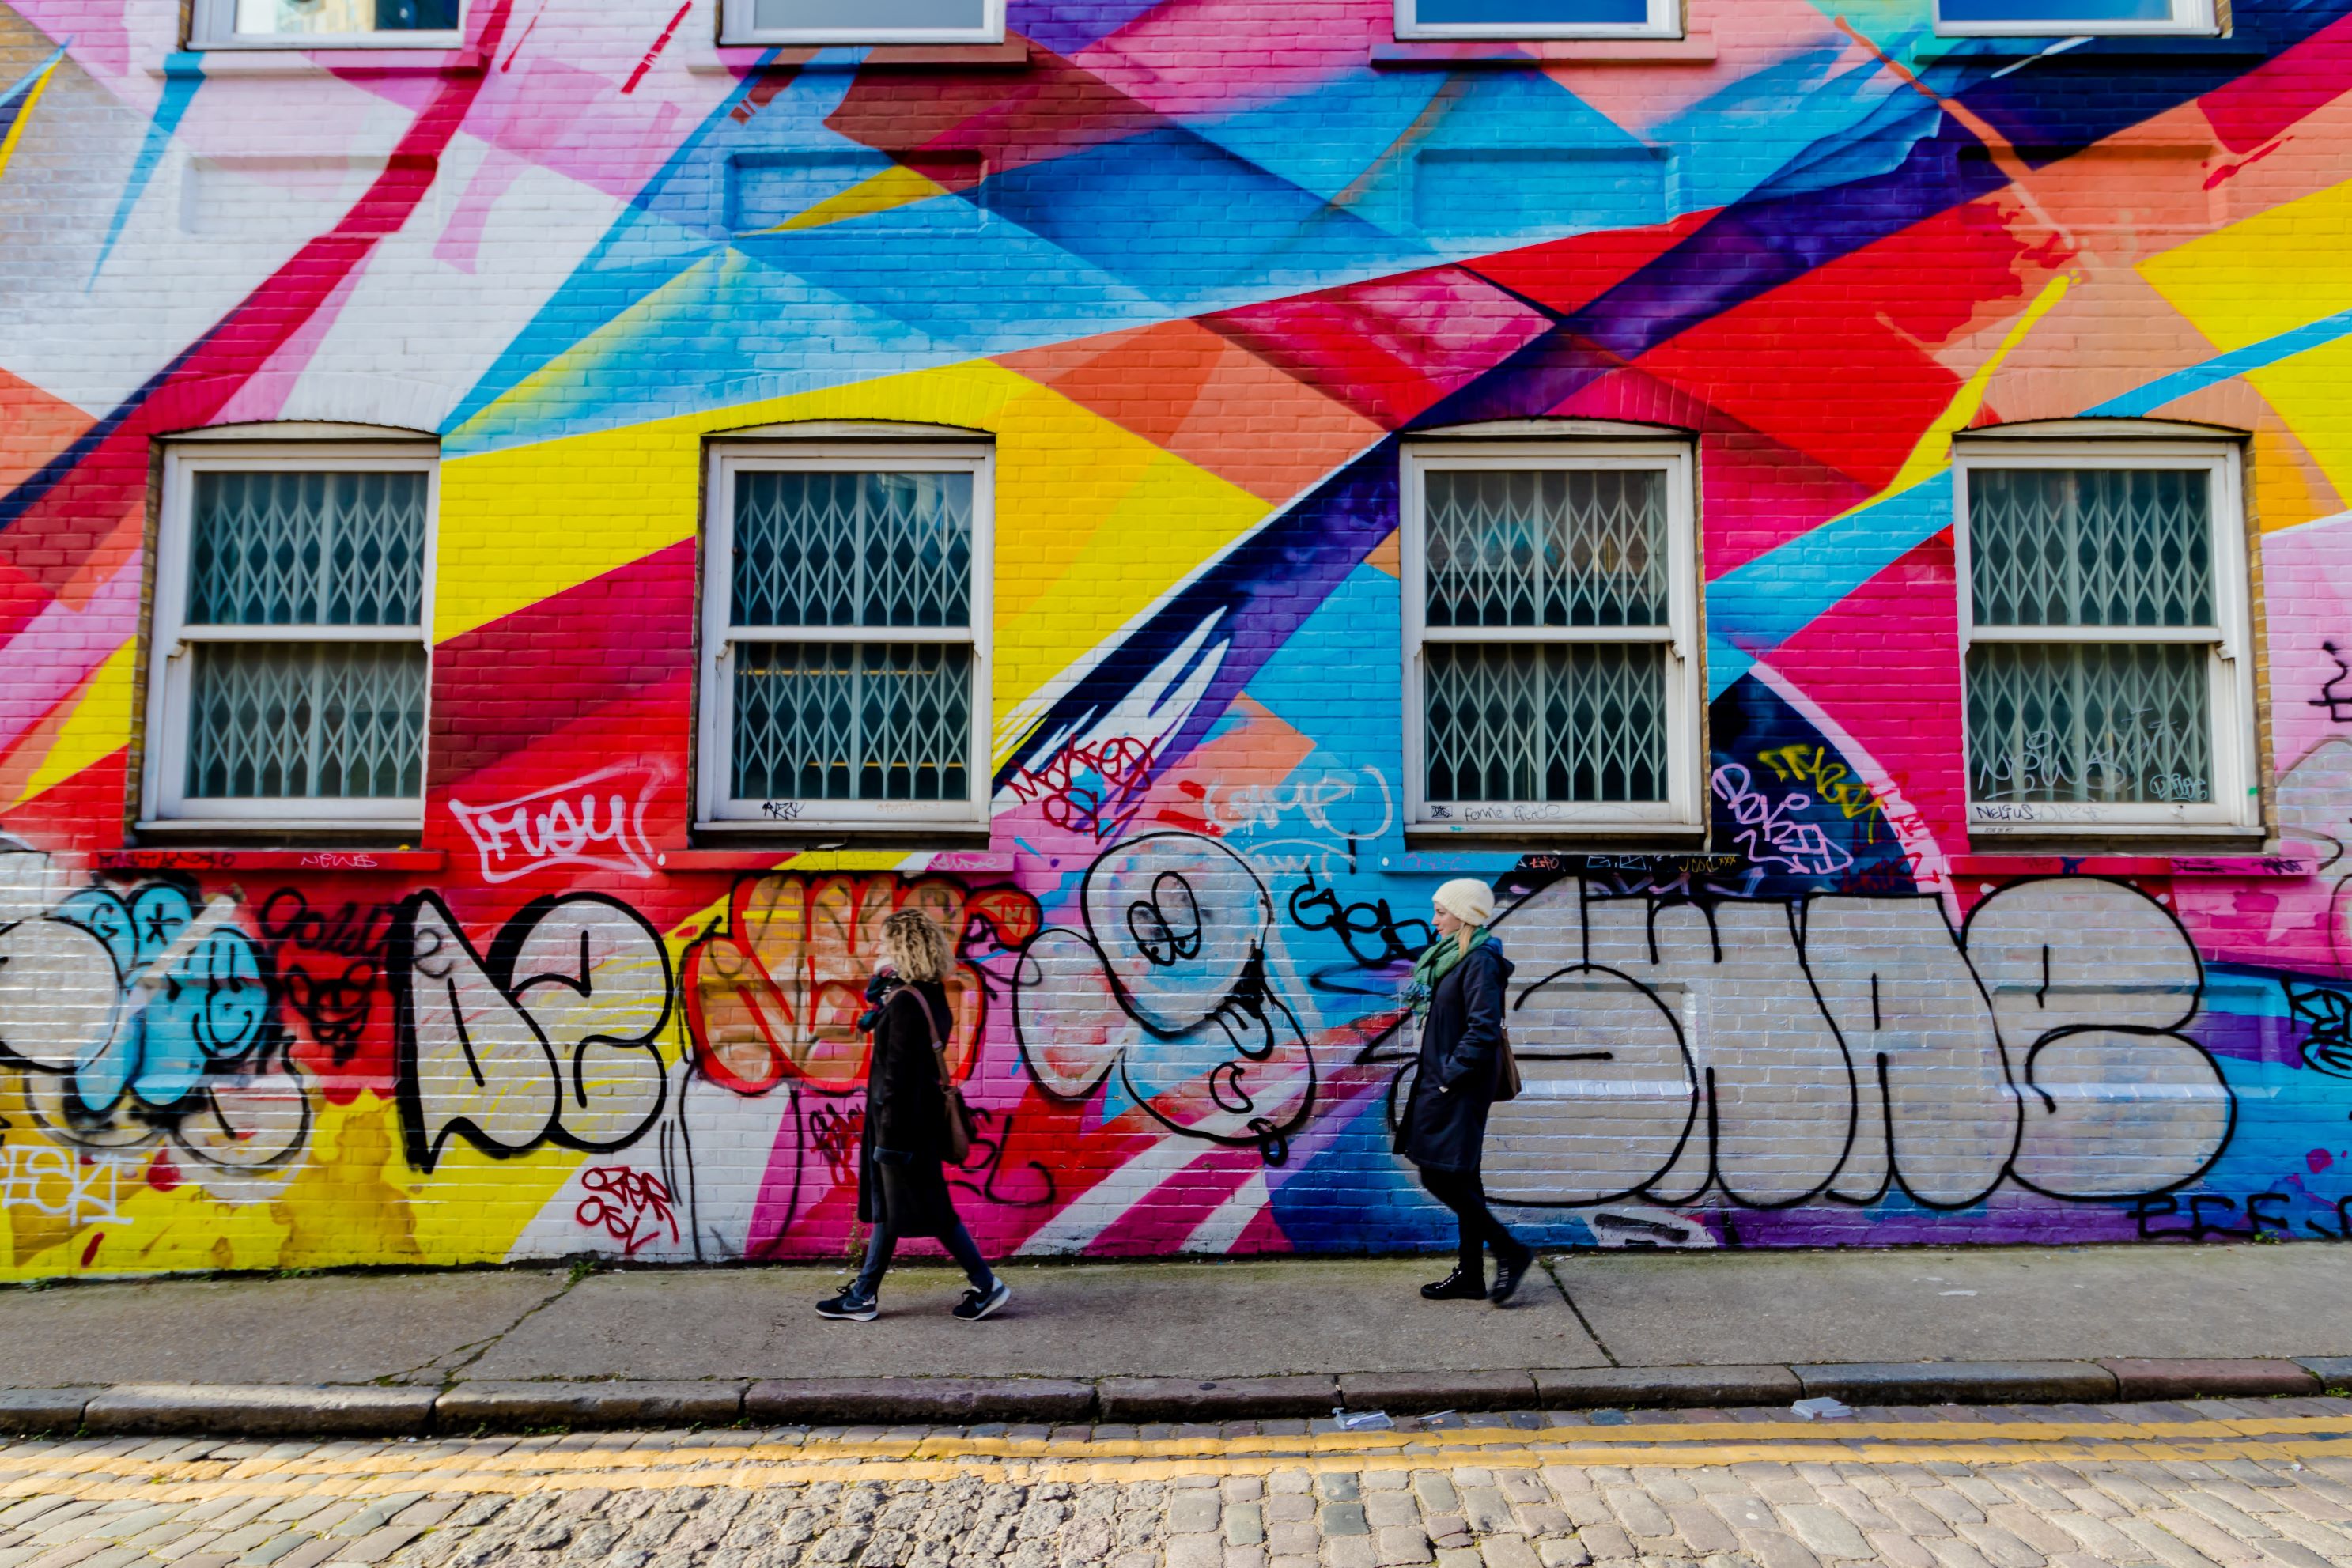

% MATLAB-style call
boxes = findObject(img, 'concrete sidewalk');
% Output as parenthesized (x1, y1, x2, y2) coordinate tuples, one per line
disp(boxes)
(9, 1245, 2351, 1435)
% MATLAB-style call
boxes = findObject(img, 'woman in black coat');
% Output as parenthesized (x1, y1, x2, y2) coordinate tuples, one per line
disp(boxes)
(815, 909, 1008, 1323)
(1398, 878, 1535, 1304)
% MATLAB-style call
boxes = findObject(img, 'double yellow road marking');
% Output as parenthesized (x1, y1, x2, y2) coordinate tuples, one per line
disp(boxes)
(2, 1413, 2346, 1502)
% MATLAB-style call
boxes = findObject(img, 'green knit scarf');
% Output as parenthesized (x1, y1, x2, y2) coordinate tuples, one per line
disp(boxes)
(1404, 926, 1489, 1018)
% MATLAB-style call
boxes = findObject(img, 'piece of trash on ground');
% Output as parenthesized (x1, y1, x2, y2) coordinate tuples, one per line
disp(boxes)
(1333, 1408, 1393, 1430)
(1792, 1396, 1854, 1420)
(1590, 1408, 1631, 1426)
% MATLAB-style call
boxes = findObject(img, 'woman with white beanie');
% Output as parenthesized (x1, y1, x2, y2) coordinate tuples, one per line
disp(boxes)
(1397, 878, 1534, 1304)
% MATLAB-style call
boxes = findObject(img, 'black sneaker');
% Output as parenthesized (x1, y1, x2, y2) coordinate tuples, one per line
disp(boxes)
(1489, 1245, 1535, 1305)
(1420, 1268, 1487, 1301)
(952, 1279, 1011, 1321)
(815, 1288, 878, 1321)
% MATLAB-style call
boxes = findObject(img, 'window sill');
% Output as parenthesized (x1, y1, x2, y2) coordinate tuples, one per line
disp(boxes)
(1398, 831, 1704, 860)
(1372, 32, 1711, 65)
(163, 46, 485, 74)
(1949, 850, 2312, 879)
(98, 848, 443, 872)
(659, 847, 1013, 872)
(1919, 33, 2257, 59)
(696, 40, 1028, 71)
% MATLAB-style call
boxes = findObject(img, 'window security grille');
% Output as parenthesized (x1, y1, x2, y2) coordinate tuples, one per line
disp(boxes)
(700, 450, 989, 829)
(1956, 444, 2252, 835)
(1404, 444, 1698, 832)
(146, 457, 433, 826)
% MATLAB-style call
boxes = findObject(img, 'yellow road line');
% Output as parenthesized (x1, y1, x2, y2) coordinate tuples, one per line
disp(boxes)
(0, 1438, 2348, 1502)
(6, 1411, 2348, 1490)
(0, 1426, 2344, 1502)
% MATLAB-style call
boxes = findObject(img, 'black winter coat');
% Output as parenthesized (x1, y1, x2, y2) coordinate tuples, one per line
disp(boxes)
(1397, 939, 1515, 1173)
(855, 980, 962, 1237)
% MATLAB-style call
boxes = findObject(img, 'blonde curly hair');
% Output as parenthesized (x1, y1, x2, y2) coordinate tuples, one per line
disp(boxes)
(881, 908, 955, 984)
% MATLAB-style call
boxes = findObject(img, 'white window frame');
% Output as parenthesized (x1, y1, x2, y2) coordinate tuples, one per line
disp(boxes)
(189, 0, 466, 49)
(698, 440, 993, 832)
(142, 443, 437, 831)
(1401, 439, 1701, 834)
(1953, 438, 2255, 837)
(1934, 0, 2215, 36)
(719, 0, 1004, 46)
(1397, 0, 1680, 41)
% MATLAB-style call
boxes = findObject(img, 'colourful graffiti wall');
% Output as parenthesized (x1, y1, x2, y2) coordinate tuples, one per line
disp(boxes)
(5, 0, 2352, 1278)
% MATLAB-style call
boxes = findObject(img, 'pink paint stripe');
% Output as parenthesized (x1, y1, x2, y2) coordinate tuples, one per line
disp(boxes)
(0, 560, 141, 754)
(622, 2, 693, 94)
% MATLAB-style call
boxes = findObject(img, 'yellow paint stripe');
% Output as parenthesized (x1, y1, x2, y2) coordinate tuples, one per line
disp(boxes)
(10, 1411, 2349, 1491)
(0, 59, 59, 181)
(766, 163, 952, 232)
(2140, 173, 2352, 352)
(1870, 271, 2074, 504)
(10, 638, 138, 809)
(434, 361, 1269, 737)
(4, 1433, 2348, 1502)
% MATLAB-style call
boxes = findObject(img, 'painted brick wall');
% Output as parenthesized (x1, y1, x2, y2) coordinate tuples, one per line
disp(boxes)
(2, 0, 2351, 1277)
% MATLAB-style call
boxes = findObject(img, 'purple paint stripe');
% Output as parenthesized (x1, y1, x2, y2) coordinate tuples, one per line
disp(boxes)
(998, 441, 1399, 785)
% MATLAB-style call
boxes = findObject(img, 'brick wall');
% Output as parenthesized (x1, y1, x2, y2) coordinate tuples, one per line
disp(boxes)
(1, 0, 2350, 1275)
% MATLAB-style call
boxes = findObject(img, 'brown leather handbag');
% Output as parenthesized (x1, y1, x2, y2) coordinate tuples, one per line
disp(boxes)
(913, 991, 977, 1165)
(1494, 1021, 1524, 1102)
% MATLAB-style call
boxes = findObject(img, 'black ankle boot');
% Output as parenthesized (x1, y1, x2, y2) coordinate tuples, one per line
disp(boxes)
(1489, 1245, 1535, 1305)
(1421, 1267, 1488, 1300)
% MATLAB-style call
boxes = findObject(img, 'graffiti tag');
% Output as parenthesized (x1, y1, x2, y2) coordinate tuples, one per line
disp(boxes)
(448, 764, 664, 883)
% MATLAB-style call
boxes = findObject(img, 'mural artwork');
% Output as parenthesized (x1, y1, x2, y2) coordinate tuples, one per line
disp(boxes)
(2, 0, 2352, 1275)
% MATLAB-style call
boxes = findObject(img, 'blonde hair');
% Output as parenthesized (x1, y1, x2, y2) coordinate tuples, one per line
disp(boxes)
(882, 908, 955, 984)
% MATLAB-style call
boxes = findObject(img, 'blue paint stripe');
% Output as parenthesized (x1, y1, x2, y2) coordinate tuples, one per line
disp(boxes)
(2088, 305, 2352, 416)
(89, 67, 202, 288)
(1702, 474, 1954, 697)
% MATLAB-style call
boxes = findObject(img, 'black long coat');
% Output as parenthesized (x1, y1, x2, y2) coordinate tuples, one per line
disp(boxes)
(855, 980, 962, 1237)
(1397, 939, 1515, 1173)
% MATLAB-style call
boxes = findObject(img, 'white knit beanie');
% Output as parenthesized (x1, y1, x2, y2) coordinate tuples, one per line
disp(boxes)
(1432, 878, 1496, 927)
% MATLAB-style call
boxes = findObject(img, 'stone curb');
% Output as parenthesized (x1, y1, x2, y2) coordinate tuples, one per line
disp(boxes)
(747, 1377, 1095, 1424)
(1534, 1366, 1802, 1409)
(1096, 1376, 1338, 1422)
(0, 1389, 101, 1437)
(2297, 1358, 2352, 1390)
(2098, 1358, 2320, 1400)
(1794, 1362, 2118, 1405)
(1337, 1370, 1534, 1415)
(5, 1358, 2341, 1436)
(82, 1385, 437, 1438)
(436, 1381, 747, 1431)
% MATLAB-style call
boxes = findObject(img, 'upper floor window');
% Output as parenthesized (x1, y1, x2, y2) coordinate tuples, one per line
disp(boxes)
(144, 444, 433, 829)
(698, 441, 991, 832)
(1397, 0, 1680, 40)
(1936, 0, 2215, 35)
(720, 0, 1001, 44)
(1957, 438, 2254, 836)
(1403, 440, 1700, 833)
(191, 0, 463, 47)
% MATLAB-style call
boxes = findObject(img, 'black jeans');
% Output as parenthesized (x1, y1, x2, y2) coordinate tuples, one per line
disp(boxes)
(1419, 1165, 1528, 1276)
(853, 1217, 993, 1301)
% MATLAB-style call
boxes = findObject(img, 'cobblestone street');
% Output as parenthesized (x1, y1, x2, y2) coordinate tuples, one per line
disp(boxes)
(0, 1400, 2349, 1568)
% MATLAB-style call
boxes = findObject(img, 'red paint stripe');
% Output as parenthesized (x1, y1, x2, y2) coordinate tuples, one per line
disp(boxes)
(0, 0, 516, 596)
(500, 5, 543, 71)
(623, 1, 693, 94)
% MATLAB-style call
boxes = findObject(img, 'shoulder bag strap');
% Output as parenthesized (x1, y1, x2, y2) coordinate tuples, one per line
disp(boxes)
(908, 988, 954, 1089)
